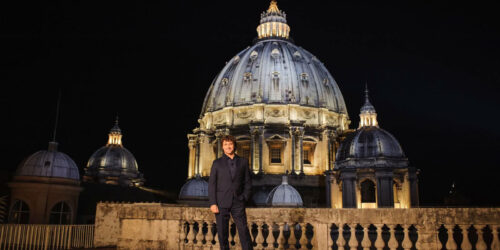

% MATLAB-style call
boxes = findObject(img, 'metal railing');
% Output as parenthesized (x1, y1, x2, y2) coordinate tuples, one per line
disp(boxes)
(0, 224, 94, 249)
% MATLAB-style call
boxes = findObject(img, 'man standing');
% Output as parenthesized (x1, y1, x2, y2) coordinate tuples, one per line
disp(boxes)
(208, 135, 253, 250)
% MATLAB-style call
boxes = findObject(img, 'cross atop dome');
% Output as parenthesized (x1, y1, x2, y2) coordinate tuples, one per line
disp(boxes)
(267, 0, 280, 13)
(257, 1, 290, 40)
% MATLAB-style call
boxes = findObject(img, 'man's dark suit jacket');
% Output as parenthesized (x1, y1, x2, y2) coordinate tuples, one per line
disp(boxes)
(208, 154, 252, 208)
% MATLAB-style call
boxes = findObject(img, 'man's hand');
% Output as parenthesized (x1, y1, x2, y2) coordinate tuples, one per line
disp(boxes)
(210, 204, 219, 214)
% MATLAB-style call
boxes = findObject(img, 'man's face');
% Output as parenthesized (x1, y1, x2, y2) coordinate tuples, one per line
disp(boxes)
(222, 140, 235, 156)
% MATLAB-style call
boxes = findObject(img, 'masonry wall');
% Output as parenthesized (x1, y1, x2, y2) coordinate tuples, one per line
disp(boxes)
(94, 202, 500, 249)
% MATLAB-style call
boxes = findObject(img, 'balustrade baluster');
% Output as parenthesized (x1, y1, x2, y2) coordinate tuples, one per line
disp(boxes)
(179, 220, 186, 248)
(336, 223, 346, 250)
(268, 223, 276, 249)
(374, 224, 385, 250)
(277, 222, 285, 249)
(187, 221, 195, 246)
(213, 221, 220, 249)
(461, 225, 472, 250)
(195, 220, 204, 247)
(387, 224, 398, 250)
(445, 224, 457, 250)
(288, 223, 297, 249)
(207, 221, 215, 247)
(401, 225, 412, 250)
(255, 221, 265, 249)
(179, 220, 187, 249)
(327, 224, 334, 249)
(491, 225, 499, 250)
(299, 223, 308, 249)
(361, 224, 371, 250)
(348, 223, 358, 249)
(474, 225, 487, 250)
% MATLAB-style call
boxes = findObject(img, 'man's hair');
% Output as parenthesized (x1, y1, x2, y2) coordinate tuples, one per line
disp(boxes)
(221, 135, 237, 149)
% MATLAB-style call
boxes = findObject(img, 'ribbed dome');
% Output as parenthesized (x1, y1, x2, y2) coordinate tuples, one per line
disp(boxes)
(84, 120, 144, 187)
(266, 175, 303, 207)
(200, 1, 347, 116)
(16, 142, 80, 180)
(86, 145, 139, 173)
(335, 127, 408, 169)
(201, 40, 347, 115)
(178, 176, 208, 200)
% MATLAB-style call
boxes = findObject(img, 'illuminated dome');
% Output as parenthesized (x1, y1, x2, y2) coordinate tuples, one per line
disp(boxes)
(266, 175, 303, 207)
(84, 119, 144, 187)
(15, 141, 80, 180)
(200, 1, 347, 116)
(335, 87, 408, 169)
(187, 1, 351, 207)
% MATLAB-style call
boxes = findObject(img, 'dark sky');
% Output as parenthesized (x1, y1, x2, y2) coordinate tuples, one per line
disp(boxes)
(1, 0, 499, 206)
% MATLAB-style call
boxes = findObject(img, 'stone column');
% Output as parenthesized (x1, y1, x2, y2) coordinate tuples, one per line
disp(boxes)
(290, 125, 304, 175)
(321, 128, 336, 172)
(341, 169, 357, 208)
(250, 124, 264, 174)
(187, 134, 198, 179)
(408, 167, 419, 207)
(324, 170, 333, 207)
(375, 169, 394, 208)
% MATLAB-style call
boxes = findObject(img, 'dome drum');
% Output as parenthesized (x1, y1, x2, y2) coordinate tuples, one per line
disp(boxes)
(199, 104, 349, 131)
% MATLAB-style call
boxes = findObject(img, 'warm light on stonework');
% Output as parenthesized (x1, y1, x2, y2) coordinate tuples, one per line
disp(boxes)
(107, 132, 122, 146)
(256, 1, 290, 39)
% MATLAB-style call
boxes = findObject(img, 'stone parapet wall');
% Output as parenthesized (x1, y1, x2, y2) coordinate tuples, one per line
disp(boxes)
(94, 202, 500, 249)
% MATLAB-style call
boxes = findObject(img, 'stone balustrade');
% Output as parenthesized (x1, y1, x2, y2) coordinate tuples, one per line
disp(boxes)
(94, 202, 500, 249)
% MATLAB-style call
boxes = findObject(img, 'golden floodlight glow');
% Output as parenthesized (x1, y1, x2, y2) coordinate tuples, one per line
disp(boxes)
(256, 1, 290, 39)
(107, 131, 123, 146)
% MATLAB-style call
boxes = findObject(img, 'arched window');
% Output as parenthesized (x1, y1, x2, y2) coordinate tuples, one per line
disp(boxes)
(361, 180, 376, 203)
(49, 202, 71, 224)
(9, 200, 30, 224)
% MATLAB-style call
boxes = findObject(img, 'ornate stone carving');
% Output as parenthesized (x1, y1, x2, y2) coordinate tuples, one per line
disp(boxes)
(302, 110, 316, 119)
(266, 108, 285, 117)
(214, 114, 225, 124)
(236, 110, 254, 119)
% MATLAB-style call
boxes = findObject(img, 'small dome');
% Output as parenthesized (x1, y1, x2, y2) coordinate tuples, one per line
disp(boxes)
(86, 146, 139, 173)
(178, 176, 208, 200)
(84, 120, 144, 187)
(16, 142, 80, 180)
(266, 175, 303, 207)
(335, 127, 408, 169)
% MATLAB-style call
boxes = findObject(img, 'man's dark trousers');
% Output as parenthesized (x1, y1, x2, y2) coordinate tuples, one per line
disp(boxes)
(215, 196, 253, 250)
(208, 154, 253, 250)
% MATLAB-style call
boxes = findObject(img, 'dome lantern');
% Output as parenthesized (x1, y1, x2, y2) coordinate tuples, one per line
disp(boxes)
(257, 1, 290, 40)
(359, 84, 378, 128)
(107, 117, 123, 147)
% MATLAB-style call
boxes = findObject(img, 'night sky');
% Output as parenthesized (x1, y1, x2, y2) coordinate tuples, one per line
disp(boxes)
(2, 0, 499, 206)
